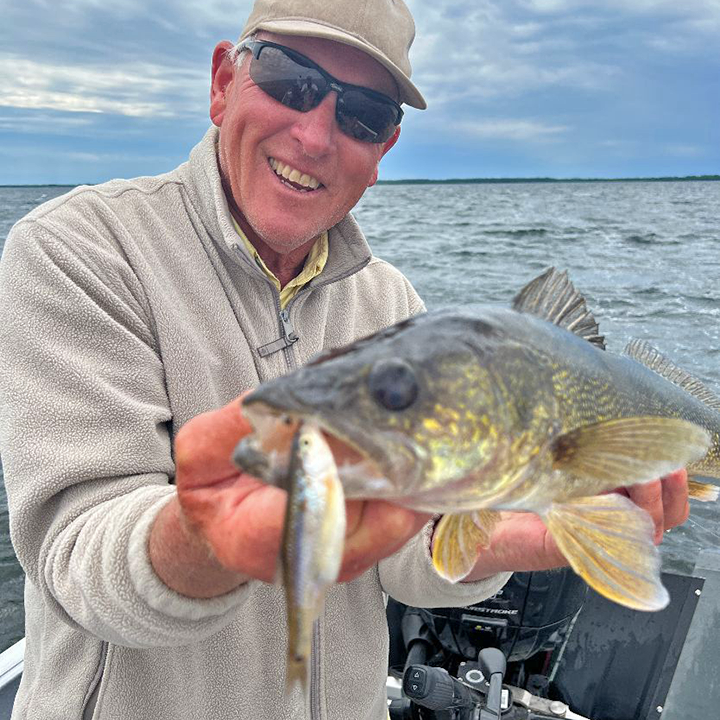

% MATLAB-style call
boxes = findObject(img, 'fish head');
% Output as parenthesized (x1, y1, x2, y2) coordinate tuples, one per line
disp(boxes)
(235, 312, 544, 499)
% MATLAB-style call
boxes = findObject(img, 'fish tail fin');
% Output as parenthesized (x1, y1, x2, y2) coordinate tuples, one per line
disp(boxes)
(432, 510, 500, 582)
(285, 656, 309, 696)
(284, 602, 316, 697)
(688, 478, 720, 502)
(544, 494, 669, 611)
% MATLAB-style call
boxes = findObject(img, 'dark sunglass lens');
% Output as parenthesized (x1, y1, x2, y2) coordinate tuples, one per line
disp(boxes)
(338, 91, 399, 143)
(251, 46, 327, 112)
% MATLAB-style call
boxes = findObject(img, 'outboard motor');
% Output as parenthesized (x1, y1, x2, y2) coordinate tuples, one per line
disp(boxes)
(389, 568, 587, 692)
(388, 565, 706, 720)
(387, 569, 590, 719)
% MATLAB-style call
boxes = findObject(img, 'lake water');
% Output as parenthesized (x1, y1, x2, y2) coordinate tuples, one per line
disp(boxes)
(1, 180, 720, 653)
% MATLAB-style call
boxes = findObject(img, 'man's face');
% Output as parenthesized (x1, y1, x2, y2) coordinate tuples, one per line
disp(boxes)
(210, 32, 401, 255)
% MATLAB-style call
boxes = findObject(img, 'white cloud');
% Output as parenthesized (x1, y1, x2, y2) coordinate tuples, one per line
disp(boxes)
(600, 139, 632, 148)
(516, 0, 720, 39)
(664, 144, 704, 157)
(172, 0, 255, 33)
(517, 0, 572, 11)
(0, 55, 208, 117)
(399, 0, 719, 148)
(0, 144, 181, 166)
(61, 149, 178, 163)
(517, 0, 720, 19)
(405, 1, 620, 107)
(1, 0, 717, 180)
(32, 0, 143, 12)
(449, 118, 570, 140)
(0, 113, 94, 131)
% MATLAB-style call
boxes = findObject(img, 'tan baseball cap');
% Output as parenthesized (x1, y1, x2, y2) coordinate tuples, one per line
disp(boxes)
(239, 0, 427, 109)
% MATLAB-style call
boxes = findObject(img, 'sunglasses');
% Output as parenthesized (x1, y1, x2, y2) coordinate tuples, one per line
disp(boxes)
(236, 39, 403, 144)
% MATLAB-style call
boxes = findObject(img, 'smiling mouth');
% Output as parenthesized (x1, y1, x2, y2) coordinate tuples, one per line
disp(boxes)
(269, 157, 323, 192)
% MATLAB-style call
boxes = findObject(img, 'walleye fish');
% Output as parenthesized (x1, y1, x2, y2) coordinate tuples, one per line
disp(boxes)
(279, 421, 345, 692)
(234, 268, 720, 620)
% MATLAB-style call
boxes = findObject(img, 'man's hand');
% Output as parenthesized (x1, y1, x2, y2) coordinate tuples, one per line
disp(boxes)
(149, 396, 430, 598)
(617, 471, 690, 544)
(460, 470, 690, 582)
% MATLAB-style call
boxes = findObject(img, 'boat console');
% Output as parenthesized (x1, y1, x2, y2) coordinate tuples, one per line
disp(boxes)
(387, 552, 720, 720)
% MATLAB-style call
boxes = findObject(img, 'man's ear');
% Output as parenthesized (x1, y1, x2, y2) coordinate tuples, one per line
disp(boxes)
(368, 126, 401, 187)
(210, 41, 236, 127)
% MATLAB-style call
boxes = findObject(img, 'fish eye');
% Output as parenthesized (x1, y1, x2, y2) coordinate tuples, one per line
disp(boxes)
(367, 358, 419, 411)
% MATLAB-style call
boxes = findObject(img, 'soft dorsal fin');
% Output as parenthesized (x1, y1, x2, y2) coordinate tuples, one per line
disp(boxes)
(625, 339, 720, 411)
(512, 267, 605, 349)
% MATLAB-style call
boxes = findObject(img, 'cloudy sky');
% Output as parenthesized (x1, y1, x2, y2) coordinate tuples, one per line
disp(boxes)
(2, 0, 718, 183)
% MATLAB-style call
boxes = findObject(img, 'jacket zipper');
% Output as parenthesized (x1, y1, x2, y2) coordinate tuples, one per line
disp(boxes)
(310, 619, 322, 720)
(231, 245, 298, 364)
(82, 641, 109, 719)
(257, 306, 299, 359)
(254, 256, 373, 363)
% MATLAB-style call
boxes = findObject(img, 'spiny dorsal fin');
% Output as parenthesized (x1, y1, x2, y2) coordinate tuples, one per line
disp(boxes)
(625, 339, 720, 411)
(512, 267, 605, 349)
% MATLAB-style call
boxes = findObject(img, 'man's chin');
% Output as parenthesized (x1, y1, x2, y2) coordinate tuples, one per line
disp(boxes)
(248, 214, 334, 252)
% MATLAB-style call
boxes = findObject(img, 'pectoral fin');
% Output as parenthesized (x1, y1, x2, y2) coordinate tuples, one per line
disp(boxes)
(432, 510, 500, 582)
(544, 494, 669, 611)
(552, 416, 710, 488)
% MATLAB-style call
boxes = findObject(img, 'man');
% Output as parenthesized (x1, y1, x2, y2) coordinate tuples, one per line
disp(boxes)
(0, 0, 689, 718)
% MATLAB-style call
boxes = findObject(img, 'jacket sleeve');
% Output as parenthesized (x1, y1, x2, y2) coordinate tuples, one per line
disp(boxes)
(377, 519, 511, 607)
(0, 217, 251, 648)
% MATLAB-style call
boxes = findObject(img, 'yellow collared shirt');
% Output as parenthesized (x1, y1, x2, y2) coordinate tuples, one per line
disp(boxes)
(232, 217, 328, 309)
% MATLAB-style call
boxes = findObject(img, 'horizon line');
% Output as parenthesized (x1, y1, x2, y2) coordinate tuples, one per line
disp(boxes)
(2, 174, 719, 188)
(378, 174, 720, 185)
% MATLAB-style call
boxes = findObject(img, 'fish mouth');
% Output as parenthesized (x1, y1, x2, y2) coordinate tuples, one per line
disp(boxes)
(236, 400, 418, 498)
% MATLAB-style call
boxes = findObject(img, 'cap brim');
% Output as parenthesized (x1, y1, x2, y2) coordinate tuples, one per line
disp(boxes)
(241, 19, 427, 110)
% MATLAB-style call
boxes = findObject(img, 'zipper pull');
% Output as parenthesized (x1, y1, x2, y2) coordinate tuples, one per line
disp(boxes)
(257, 309, 299, 357)
(279, 309, 298, 343)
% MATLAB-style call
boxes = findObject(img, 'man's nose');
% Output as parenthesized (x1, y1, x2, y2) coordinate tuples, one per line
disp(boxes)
(290, 92, 338, 159)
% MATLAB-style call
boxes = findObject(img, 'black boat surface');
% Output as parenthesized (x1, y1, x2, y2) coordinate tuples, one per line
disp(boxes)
(387, 548, 720, 720)
(1, 550, 719, 719)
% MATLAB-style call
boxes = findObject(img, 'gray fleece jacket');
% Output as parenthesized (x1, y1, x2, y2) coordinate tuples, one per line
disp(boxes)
(0, 127, 510, 720)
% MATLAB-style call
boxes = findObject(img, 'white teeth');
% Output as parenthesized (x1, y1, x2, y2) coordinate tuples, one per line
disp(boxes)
(269, 158, 321, 190)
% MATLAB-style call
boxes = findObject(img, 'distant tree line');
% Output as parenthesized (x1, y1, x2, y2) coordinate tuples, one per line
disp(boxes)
(376, 175, 720, 185)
